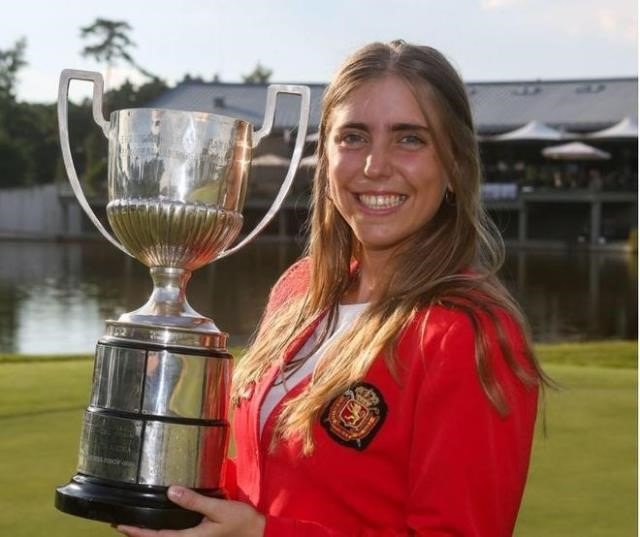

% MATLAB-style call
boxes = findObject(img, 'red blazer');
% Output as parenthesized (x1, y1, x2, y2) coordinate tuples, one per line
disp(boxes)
(229, 259, 538, 536)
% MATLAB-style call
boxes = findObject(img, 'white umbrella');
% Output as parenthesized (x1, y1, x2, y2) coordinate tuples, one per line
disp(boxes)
(542, 141, 611, 160)
(252, 153, 290, 166)
(488, 120, 567, 141)
(300, 154, 318, 167)
(585, 117, 638, 140)
(305, 131, 320, 143)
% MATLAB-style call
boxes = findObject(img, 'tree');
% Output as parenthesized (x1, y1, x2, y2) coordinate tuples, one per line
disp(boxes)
(0, 37, 30, 186)
(178, 73, 222, 85)
(0, 28, 169, 189)
(179, 73, 206, 84)
(0, 130, 29, 186)
(0, 37, 27, 100)
(242, 62, 273, 84)
(80, 18, 156, 88)
(130, 77, 169, 106)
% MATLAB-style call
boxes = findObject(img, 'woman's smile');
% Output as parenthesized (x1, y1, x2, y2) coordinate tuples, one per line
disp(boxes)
(355, 192, 408, 212)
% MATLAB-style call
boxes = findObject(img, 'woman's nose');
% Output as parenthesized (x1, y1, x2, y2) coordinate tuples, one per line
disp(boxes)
(363, 143, 392, 179)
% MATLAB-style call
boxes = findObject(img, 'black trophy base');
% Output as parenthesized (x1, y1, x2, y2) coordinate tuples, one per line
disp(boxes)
(55, 474, 224, 529)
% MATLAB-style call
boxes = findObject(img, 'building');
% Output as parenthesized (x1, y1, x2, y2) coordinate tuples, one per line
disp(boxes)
(147, 77, 638, 250)
(151, 77, 637, 135)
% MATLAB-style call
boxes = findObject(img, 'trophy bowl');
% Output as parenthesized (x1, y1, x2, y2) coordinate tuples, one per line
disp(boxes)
(104, 107, 251, 332)
(54, 70, 310, 529)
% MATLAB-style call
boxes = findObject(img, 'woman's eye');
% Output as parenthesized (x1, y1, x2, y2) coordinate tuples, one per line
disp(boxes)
(399, 134, 425, 146)
(339, 133, 366, 146)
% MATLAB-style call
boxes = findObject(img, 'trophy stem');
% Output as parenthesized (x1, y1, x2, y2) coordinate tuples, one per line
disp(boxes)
(148, 266, 195, 317)
(114, 266, 219, 331)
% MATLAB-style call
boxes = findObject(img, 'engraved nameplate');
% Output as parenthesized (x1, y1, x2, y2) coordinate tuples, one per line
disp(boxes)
(77, 411, 142, 483)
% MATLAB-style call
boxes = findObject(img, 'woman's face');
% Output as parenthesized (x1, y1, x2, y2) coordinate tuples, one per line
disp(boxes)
(325, 75, 451, 260)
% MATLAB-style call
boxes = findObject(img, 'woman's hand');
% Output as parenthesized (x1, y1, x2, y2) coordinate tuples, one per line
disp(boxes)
(116, 486, 265, 537)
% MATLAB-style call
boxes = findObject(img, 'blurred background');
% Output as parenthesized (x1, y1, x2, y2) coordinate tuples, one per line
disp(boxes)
(0, 1, 636, 536)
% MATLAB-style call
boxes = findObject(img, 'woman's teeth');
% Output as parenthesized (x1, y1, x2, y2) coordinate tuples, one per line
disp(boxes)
(357, 194, 406, 209)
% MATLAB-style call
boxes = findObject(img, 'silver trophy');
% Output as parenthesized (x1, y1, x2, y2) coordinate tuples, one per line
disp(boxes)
(54, 69, 309, 529)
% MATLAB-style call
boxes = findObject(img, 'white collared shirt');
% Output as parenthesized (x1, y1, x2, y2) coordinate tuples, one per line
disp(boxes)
(259, 302, 369, 435)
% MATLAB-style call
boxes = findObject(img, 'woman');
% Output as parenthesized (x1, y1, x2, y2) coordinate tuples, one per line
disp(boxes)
(118, 40, 548, 537)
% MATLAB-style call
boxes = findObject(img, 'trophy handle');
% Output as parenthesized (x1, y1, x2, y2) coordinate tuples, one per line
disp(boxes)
(57, 69, 132, 257)
(217, 84, 311, 259)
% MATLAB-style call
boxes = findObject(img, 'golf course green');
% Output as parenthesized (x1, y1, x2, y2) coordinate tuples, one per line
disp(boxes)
(0, 341, 636, 536)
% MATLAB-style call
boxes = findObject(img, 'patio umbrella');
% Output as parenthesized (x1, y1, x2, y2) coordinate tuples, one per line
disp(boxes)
(542, 141, 611, 160)
(585, 116, 638, 140)
(487, 120, 567, 141)
(252, 153, 290, 166)
(300, 154, 318, 167)
(306, 131, 320, 143)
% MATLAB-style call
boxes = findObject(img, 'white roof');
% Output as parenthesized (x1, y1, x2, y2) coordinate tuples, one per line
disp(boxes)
(488, 120, 567, 141)
(585, 116, 638, 139)
(252, 153, 290, 166)
(299, 154, 318, 167)
(148, 78, 637, 135)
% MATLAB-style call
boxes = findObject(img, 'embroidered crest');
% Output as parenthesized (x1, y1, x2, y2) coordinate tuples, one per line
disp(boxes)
(321, 382, 387, 450)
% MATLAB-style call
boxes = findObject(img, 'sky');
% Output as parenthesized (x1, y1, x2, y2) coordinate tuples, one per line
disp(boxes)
(2, 0, 637, 104)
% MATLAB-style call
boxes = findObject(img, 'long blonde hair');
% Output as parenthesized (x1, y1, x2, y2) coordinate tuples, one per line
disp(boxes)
(233, 40, 549, 454)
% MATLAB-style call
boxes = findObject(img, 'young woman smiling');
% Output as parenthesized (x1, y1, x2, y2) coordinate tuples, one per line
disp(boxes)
(118, 40, 549, 537)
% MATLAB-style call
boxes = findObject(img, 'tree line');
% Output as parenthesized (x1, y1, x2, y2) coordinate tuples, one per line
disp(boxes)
(0, 18, 272, 193)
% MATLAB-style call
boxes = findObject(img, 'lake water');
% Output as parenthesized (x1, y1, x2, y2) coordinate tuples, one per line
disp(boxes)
(0, 240, 636, 354)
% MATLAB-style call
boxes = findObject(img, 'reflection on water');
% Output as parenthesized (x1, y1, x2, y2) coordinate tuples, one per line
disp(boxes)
(501, 250, 637, 342)
(0, 240, 300, 354)
(0, 240, 636, 354)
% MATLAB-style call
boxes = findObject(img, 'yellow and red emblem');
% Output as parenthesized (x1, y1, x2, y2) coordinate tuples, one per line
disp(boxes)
(321, 382, 387, 450)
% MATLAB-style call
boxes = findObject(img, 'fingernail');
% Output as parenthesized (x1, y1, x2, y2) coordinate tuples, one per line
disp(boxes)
(168, 486, 184, 500)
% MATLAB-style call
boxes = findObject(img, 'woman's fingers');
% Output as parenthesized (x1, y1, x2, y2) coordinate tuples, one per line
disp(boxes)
(112, 488, 222, 537)
(114, 488, 264, 537)
(116, 521, 212, 537)
(167, 487, 265, 536)
(167, 486, 225, 521)
(116, 525, 176, 537)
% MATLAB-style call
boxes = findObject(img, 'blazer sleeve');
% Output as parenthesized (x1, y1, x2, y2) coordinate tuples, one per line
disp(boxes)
(403, 313, 539, 536)
(262, 312, 539, 537)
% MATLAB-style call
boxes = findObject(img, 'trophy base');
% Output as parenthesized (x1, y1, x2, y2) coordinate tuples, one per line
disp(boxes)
(55, 474, 225, 529)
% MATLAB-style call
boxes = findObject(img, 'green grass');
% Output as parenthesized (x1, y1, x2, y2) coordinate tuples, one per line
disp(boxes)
(0, 354, 93, 364)
(0, 341, 636, 536)
(536, 340, 637, 369)
(0, 359, 104, 536)
(515, 364, 637, 536)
